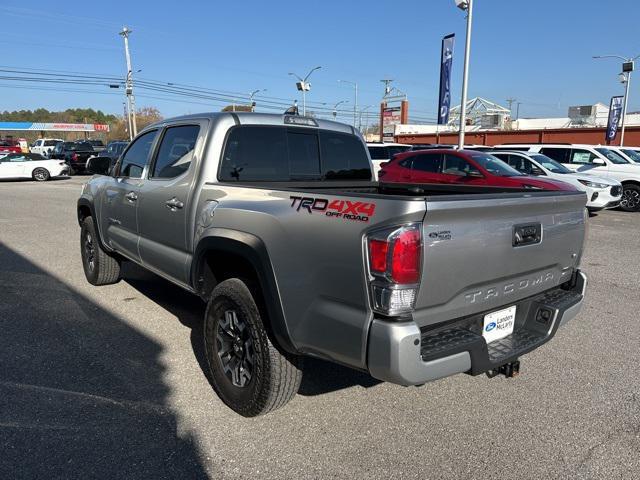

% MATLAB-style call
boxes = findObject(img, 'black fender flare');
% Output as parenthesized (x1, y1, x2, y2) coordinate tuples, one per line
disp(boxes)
(77, 197, 111, 253)
(191, 229, 297, 354)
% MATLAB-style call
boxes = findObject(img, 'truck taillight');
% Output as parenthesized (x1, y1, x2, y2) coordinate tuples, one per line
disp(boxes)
(367, 224, 422, 316)
(72, 153, 78, 161)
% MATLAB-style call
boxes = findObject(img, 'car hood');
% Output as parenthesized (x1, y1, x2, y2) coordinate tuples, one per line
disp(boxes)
(556, 172, 621, 186)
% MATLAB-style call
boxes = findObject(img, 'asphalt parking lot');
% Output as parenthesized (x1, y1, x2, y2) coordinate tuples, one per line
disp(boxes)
(1, 177, 639, 479)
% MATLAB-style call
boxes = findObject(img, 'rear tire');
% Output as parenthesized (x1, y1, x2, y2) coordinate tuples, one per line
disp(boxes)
(80, 216, 121, 285)
(32, 168, 50, 182)
(620, 184, 640, 212)
(204, 278, 302, 417)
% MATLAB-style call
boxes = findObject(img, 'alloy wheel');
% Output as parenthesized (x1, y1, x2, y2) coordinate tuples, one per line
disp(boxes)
(621, 188, 640, 211)
(84, 232, 96, 271)
(216, 309, 255, 387)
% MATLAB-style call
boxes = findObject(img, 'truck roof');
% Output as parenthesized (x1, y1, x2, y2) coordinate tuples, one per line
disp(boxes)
(146, 112, 357, 135)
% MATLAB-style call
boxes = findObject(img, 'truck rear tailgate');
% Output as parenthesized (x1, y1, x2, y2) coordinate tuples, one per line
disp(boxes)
(413, 191, 586, 327)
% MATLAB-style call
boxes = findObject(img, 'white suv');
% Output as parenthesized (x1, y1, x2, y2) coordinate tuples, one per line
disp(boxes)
(30, 138, 63, 157)
(491, 150, 622, 212)
(494, 144, 640, 212)
(366, 142, 412, 179)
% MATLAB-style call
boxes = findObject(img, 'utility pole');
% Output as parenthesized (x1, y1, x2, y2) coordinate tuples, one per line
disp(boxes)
(455, 0, 474, 149)
(380, 79, 394, 97)
(119, 26, 137, 139)
(516, 102, 522, 120)
(506, 97, 516, 115)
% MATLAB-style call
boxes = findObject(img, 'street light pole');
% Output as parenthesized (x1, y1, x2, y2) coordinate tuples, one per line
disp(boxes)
(621, 73, 631, 145)
(288, 66, 321, 116)
(359, 105, 373, 132)
(455, 0, 473, 149)
(338, 80, 358, 127)
(332, 100, 348, 120)
(593, 53, 640, 146)
(119, 26, 137, 139)
(249, 89, 267, 112)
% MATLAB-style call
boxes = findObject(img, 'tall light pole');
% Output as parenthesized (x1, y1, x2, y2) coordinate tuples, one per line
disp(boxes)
(359, 105, 373, 132)
(338, 79, 358, 127)
(119, 26, 137, 139)
(332, 100, 348, 120)
(454, 0, 473, 149)
(249, 89, 267, 112)
(288, 66, 321, 116)
(593, 54, 640, 146)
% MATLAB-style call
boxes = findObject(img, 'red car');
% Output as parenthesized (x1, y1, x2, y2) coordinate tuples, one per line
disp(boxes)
(378, 149, 576, 191)
(0, 140, 22, 156)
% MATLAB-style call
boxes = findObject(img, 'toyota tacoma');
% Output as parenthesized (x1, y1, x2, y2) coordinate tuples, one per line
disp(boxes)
(78, 112, 588, 416)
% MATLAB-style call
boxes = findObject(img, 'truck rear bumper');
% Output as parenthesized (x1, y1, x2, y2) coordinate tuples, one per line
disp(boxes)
(367, 270, 587, 385)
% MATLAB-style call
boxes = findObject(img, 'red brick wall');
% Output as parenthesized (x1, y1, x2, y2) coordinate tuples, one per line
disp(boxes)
(396, 126, 640, 147)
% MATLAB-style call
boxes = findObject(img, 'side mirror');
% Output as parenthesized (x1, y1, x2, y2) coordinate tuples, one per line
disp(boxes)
(86, 156, 112, 175)
(592, 157, 606, 166)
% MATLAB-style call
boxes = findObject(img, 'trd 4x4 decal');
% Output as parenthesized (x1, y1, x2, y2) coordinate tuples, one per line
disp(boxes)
(290, 196, 376, 222)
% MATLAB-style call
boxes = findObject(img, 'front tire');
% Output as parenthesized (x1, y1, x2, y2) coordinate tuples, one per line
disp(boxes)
(80, 216, 121, 285)
(32, 168, 50, 182)
(204, 278, 302, 417)
(620, 184, 640, 212)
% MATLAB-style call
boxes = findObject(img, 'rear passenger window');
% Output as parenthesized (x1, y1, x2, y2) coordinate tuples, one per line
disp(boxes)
(151, 125, 200, 179)
(368, 146, 390, 160)
(220, 127, 288, 181)
(442, 154, 481, 176)
(219, 126, 371, 182)
(288, 132, 320, 177)
(411, 153, 442, 173)
(539, 148, 570, 164)
(320, 131, 371, 180)
(570, 149, 598, 164)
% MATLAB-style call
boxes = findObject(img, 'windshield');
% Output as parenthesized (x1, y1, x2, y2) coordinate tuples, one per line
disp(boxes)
(595, 147, 629, 164)
(467, 152, 523, 176)
(530, 153, 573, 174)
(622, 149, 640, 163)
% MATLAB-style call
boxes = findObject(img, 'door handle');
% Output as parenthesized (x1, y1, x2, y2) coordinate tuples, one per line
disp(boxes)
(165, 197, 184, 211)
(125, 191, 138, 202)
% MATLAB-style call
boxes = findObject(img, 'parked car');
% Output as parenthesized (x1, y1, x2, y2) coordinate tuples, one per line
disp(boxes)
(0, 139, 22, 156)
(78, 112, 588, 416)
(50, 141, 95, 174)
(103, 141, 129, 160)
(491, 150, 622, 211)
(494, 144, 640, 211)
(379, 149, 577, 191)
(0, 152, 69, 181)
(85, 139, 106, 153)
(30, 138, 63, 157)
(367, 142, 412, 178)
(605, 145, 640, 164)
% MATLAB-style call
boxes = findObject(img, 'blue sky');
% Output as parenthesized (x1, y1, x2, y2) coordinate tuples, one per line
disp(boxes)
(1, 0, 639, 122)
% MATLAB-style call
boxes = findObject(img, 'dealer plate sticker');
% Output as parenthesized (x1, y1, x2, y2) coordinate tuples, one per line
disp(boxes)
(482, 306, 516, 344)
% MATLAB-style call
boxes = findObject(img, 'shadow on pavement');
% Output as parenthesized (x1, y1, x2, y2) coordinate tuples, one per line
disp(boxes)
(0, 242, 209, 479)
(121, 263, 382, 399)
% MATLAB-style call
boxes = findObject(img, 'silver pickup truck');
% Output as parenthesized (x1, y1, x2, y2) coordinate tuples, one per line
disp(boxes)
(78, 113, 588, 416)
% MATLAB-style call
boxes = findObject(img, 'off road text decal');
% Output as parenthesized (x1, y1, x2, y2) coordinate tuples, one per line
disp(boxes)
(289, 196, 376, 222)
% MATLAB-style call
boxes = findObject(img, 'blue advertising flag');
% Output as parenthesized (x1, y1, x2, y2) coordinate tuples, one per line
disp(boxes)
(437, 34, 455, 125)
(606, 96, 624, 142)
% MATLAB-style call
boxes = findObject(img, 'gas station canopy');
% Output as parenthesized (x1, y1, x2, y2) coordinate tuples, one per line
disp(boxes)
(0, 122, 109, 132)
